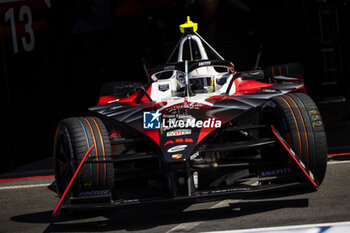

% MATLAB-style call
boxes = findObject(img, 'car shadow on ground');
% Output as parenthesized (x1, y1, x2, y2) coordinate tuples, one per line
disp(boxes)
(11, 198, 309, 232)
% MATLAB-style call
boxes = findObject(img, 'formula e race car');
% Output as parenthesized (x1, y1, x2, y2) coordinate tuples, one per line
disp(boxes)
(53, 17, 327, 212)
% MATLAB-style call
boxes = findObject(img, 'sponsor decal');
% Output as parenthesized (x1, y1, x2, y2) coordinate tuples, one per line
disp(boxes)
(158, 83, 169, 92)
(167, 129, 191, 137)
(164, 102, 209, 111)
(167, 145, 187, 153)
(260, 168, 292, 177)
(144, 110, 222, 131)
(163, 117, 221, 131)
(78, 189, 110, 196)
(198, 61, 211, 66)
(121, 199, 140, 204)
(143, 111, 161, 129)
(208, 187, 250, 194)
(190, 151, 199, 160)
(172, 154, 183, 159)
(260, 88, 277, 93)
(164, 138, 193, 146)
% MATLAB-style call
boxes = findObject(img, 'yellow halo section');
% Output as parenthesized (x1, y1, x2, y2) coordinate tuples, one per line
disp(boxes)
(179, 16, 198, 33)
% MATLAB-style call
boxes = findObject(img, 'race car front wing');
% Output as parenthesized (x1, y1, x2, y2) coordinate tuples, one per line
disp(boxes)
(52, 126, 317, 214)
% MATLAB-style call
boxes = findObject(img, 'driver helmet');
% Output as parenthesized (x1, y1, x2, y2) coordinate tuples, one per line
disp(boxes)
(175, 66, 215, 93)
(188, 67, 215, 93)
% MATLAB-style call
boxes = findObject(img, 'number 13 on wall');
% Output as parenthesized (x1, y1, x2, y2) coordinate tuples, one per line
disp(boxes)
(4, 5, 35, 54)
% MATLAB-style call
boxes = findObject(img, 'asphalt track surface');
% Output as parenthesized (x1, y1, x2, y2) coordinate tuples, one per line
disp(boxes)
(0, 158, 350, 233)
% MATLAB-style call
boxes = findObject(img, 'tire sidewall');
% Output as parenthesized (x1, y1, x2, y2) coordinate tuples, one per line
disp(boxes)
(53, 117, 114, 196)
(53, 121, 77, 196)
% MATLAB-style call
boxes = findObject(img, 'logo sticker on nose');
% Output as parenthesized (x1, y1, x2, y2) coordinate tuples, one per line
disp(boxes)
(167, 145, 187, 153)
(143, 111, 161, 129)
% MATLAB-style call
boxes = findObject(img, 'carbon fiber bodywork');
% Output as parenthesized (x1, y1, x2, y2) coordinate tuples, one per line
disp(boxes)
(89, 83, 303, 162)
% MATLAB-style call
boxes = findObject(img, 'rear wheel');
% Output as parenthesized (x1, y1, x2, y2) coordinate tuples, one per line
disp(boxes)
(261, 93, 327, 184)
(53, 117, 114, 196)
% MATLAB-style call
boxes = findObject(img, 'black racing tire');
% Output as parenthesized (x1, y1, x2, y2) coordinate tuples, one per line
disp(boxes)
(261, 93, 327, 184)
(53, 116, 114, 197)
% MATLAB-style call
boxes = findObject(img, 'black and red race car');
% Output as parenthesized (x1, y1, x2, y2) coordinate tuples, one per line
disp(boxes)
(53, 17, 327, 212)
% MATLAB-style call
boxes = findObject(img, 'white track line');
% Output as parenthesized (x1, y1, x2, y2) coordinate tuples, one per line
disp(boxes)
(0, 183, 51, 190)
(328, 160, 350, 165)
(202, 221, 350, 233)
(166, 200, 238, 233)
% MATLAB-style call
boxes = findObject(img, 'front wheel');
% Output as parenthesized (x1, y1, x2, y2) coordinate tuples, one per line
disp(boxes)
(53, 117, 114, 196)
(261, 93, 327, 184)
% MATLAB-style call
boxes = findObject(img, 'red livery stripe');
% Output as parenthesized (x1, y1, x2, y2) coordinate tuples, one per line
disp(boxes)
(0, 175, 54, 182)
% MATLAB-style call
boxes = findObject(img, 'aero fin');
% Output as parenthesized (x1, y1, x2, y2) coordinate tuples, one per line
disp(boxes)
(52, 144, 95, 216)
(271, 125, 319, 189)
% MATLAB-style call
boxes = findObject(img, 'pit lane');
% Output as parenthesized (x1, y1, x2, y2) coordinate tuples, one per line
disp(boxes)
(0, 159, 349, 233)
